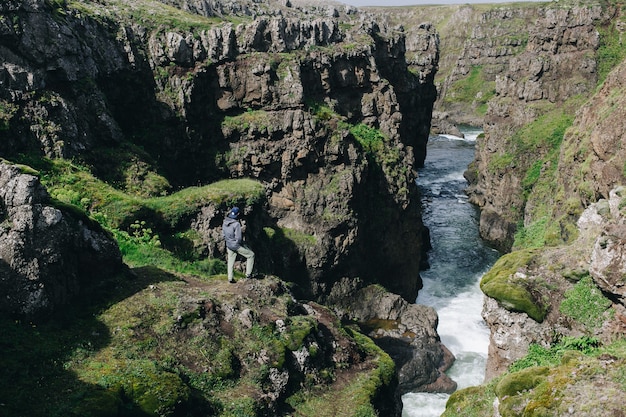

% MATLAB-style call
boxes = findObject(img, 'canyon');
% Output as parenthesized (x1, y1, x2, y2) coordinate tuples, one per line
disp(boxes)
(1, 0, 626, 416)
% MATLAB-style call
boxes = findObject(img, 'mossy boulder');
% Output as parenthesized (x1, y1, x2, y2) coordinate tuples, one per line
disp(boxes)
(495, 366, 549, 398)
(480, 249, 549, 322)
(107, 360, 190, 416)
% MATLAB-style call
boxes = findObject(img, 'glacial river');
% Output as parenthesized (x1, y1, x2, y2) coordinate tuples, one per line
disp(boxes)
(402, 129, 501, 416)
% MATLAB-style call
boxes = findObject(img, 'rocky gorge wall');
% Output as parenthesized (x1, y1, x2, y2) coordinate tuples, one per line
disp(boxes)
(0, 0, 456, 412)
(465, 2, 618, 252)
(0, 0, 437, 304)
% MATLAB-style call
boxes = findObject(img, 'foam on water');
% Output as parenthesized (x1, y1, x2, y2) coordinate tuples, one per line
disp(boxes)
(402, 129, 499, 417)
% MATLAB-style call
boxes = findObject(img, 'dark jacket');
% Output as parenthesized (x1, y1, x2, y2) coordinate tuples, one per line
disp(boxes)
(222, 217, 242, 251)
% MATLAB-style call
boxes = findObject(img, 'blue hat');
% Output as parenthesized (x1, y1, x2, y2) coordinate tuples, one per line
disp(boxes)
(227, 207, 240, 219)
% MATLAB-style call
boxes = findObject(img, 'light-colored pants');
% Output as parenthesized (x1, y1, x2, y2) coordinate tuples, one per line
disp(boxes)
(227, 245, 255, 281)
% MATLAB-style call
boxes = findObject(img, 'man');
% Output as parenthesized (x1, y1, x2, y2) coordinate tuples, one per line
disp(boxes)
(222, 206, 255, 282)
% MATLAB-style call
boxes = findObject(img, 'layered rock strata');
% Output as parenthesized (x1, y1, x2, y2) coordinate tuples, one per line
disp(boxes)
(0, 0, 437, 303)
(466, 3, 614, 251)
(0, 0, 448, 400)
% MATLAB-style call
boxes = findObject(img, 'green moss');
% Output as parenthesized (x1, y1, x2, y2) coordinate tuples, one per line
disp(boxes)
(265, 226, 317, 251)
(514, 216, 548, 249)
(285, 327, 395, 417)
(280, 316, 317, 352)
(495, 366, 550, 397)
(443, 384, 496, 417)
(222, 110, 270, 132)
(480, 249, 549, 322)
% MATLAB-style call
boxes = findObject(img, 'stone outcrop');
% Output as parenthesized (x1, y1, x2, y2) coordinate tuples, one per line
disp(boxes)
(0, 161, 123, 317)
(466, 3, 615, 251)
(327, 279, 456, 393)
(482, 185, 626, 379)
(0, 0, 437, 304)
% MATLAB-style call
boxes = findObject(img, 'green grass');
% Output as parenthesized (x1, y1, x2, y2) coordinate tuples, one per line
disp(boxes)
(444, 65, 495, 110)
(559, 275, 613, 330)
(12, 157, 263, 277)
(597, 17, 626, 85)
(69, 0, 227, 32)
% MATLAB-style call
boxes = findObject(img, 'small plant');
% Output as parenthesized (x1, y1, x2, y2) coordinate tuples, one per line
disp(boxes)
(559, 275, 612, 330)
(349, 123, 384, 154)
(508, 336, 600, 373)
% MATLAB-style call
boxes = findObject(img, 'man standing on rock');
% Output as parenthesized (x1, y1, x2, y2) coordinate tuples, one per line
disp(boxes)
(222, 206, 255, 282)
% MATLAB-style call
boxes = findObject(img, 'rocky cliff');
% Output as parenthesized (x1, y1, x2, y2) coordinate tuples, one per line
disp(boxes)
(465, 2, 618, 251)
(0, 0, 437, 303)
(0, 0, 449, 415)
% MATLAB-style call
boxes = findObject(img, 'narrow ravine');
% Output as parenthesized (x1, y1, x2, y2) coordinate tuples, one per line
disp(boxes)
(402, 128, 501, 417)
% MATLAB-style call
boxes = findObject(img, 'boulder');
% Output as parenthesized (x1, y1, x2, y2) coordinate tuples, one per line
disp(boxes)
(0, 162, 123, 318)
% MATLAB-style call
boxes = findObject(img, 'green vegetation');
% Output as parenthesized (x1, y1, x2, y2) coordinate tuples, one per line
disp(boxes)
(350, 123, 384, 154)
(15, 157, 263, 276)
(507, 106, 578, 249)
(0, 272, 394, 417)
(0, 99, 18, 131)
(559, 275, 612, 330)
(443, 336, 626, 417)
(270, 227, 317, 249)
(444, 66, 495, 114)
(69, 0, 226, 32)
(596, 16, 626, 85)
(480, 249, 550, 322)
(513, 216, 548, 249)
(285, 327, 395, 417)
(508, 336, 601, 373)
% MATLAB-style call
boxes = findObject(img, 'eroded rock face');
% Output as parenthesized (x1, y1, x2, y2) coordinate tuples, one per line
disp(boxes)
(328, 279, 455, 393)
(0, 162, 123, 317)
(0, 0, 437, 304)
(482, 188, 626, 379)
(465, 4, 613, 251)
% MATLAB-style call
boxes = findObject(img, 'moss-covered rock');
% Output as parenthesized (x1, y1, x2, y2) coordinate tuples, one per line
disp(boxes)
(480, 249, 549, 322)
(495, 366, 549, 398)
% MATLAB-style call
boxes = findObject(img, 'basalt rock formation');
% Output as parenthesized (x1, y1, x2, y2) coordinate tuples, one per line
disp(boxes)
(481, 52, 626, 379)
(0, 161, 123, 317)
(465, 3, 616, 252)
(0, 0, 449, 411)
(0, 0, 437, 303)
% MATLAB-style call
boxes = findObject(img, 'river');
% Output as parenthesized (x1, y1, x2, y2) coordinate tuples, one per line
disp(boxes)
(402, 128, 501, 417)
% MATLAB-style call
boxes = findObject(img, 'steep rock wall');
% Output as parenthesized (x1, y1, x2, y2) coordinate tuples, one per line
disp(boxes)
(0, 0, 438, 303)
(465, 3, 614, 251)
(481, 54, 626, 379)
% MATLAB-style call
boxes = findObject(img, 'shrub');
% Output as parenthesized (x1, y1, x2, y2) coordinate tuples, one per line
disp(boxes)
(559, 275, 612, 330)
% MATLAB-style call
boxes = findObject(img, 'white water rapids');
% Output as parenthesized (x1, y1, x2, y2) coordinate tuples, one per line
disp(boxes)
(402, 128, 501, 417)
